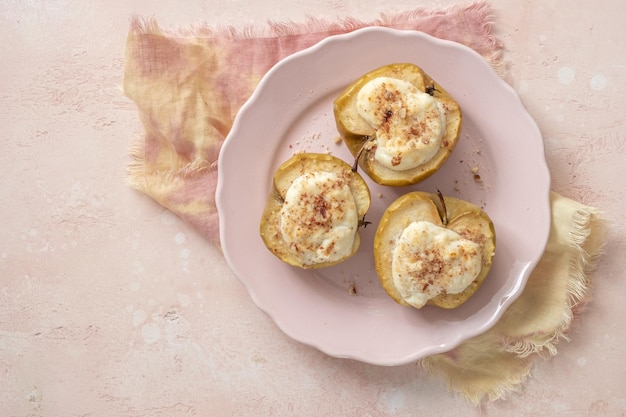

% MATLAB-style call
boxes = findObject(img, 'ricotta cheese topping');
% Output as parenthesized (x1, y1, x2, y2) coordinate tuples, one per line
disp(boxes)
(391, 220, 482, 308)
(280, 171, 359, 265)
(356, 77, 446, 171)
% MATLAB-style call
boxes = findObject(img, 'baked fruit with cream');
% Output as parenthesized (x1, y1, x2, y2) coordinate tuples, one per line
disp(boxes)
(333, 63, 462, 186)
(374, 191, 495, 309)
(260, 153, 371, 269)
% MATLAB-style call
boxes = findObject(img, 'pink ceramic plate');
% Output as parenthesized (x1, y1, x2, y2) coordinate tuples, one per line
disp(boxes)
(217, 27, 551, 365)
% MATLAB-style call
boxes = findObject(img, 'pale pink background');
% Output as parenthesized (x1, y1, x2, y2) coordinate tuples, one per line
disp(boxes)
(1, 1, 624, 416)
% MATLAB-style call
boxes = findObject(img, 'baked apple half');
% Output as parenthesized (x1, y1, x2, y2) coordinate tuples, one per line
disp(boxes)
(260, 153, 371, 269)
(333, 63, 462, 186)
(374, 191, 495, 309)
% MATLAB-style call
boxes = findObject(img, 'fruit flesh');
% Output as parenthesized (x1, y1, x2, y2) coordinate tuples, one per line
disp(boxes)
(334, 63, 462, 186)
(374, 191, 495, 309)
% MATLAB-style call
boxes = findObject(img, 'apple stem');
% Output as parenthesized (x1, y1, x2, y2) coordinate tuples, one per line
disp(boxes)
(425, 84, 440, 96)
(358, 215, 371, 228)
(436, 189, 448, 226)
(351, 136, 375, 173)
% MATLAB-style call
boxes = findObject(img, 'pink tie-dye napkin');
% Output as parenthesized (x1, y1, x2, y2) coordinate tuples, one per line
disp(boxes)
(123, 1, 607, 403)
(123, 2, 503, 246)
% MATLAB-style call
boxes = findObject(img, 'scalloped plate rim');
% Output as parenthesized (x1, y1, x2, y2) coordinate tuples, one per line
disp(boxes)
(216, 27, 551, 366)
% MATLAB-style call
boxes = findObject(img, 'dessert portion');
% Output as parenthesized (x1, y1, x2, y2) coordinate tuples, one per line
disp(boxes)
(260, 153, 371, 269)
(374, 191, 495, 309)
(333, 63, 462, 186)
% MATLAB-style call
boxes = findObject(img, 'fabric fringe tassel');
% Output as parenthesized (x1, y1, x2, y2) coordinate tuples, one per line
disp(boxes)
(127, 1, 499, 45)
(504, 197, 608, 359)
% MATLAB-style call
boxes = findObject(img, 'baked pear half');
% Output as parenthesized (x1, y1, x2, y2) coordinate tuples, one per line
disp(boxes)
(260, 153, 371, 269)
(333, 63, 462, 186)
(374, 191, 495, 309)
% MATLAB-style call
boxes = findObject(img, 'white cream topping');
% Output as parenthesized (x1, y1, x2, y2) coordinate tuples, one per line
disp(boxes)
(391, 221, 482, 308)
(356, 77, 446, 171)
(280, 171, 359, 266)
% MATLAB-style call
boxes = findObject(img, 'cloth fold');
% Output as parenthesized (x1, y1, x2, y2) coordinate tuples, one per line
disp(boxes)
(122, 1, 607, 403)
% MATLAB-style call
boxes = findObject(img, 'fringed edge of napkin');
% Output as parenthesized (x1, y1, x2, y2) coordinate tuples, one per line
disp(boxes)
(127, 1, 505, 74)
(504, 196, 608, 359)
(136, 1, 493, 36)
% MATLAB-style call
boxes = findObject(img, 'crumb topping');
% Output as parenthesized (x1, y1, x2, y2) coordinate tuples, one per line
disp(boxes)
(279, 170, 359, 265)
(356, 77, 446, 171)
(391, 220, 482, 308)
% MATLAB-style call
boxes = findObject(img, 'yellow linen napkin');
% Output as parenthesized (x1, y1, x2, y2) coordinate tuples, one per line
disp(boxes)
(420, 192, 606, 403)
(122, 2, 607, 403)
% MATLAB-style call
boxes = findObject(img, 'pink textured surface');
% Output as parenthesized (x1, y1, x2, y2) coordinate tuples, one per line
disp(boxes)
(1, 1, 625, 416)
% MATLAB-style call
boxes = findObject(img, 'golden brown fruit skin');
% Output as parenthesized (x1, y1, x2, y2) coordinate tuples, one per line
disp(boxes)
(333, 63, 462, 186)
(260, 153, 371, 269)
(374, 191, 495, 309)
